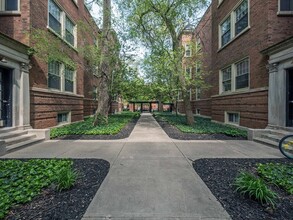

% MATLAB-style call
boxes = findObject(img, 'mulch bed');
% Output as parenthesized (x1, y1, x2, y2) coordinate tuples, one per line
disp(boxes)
(193, 158, 293, 220)
(155, 118, 247, 140)
(5, 159, 110, 220)
(55, 117, 139, 140)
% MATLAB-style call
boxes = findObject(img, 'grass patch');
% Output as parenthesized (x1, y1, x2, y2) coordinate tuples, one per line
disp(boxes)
(154, 113, 247, 138)
(50, 112, 140, 138)
(0, 159, 76, 219)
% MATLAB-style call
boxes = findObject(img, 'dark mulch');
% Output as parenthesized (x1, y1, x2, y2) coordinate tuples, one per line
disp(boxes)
(56, 117, 139, 140)
(5, 159, 110, 220)
(193, 158, 293, 220)
(155, 118, 247, 140)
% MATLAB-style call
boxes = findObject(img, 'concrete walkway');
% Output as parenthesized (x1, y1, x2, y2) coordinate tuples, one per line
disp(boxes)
(1, 113, 282, 219)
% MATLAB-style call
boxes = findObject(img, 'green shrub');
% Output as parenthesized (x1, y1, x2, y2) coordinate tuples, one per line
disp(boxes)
(154, 113, 247, 137)
(50, 112, 140, 138)
(54, 165, 77, 192)
(234, 172, 278, 208)
(0, 159, 73, 219)
(257, 163, 293, 195)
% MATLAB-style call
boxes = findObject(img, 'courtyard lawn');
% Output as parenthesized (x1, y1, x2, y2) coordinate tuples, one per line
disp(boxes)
(50, 112, 140, 139)
(154, 113, 247, 138)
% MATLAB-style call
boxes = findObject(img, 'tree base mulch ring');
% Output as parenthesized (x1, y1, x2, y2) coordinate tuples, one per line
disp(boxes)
(193, 158, 293, 220)
(5, 159, 110, 220)
(56, 117, 139, 140)
(155, 118, 247, 140)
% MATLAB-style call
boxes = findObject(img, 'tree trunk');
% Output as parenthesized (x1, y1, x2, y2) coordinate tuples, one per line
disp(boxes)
(93, 0, 112, 126)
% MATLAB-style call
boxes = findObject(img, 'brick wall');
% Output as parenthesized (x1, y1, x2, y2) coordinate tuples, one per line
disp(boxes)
(30, 89, 84, 128)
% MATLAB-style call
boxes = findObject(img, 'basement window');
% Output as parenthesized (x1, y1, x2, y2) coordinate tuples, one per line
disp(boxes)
(225, 112, 240, 125)
(57, 112, 70, 124)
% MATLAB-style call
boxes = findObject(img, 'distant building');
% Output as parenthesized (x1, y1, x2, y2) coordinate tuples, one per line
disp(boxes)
(180, 0, 293, 132)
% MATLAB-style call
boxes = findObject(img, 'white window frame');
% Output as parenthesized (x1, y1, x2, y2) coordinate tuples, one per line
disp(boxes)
(196, 109, 201, 115)
(48, 0, 77, 48)
(195, 88, 201, 100)
(57, 112, 71, 125)
(185, 66, 192, 78)
(225, 112, 240, 125)
(184, 44, 192, 57)
(219, 0, 250, 49)
(278, 0, 293, 15)
(0, 0, 20, 13)
(219, 57, 249, 94)
(48, 61, 76, 94)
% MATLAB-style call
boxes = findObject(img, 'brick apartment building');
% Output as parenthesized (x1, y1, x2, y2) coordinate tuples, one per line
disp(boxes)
(0, 0, 101, 130)
(181, 0, 293, 132)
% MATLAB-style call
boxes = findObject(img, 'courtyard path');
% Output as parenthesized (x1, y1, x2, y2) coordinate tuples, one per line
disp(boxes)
(2, 113, 281, 219)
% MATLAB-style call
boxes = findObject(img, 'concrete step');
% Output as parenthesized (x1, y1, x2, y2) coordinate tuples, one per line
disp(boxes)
(0, 127, 18, 134)
(5, 134, 37, 146)
(260, 133, 283, 143)
(0, 130, 28, 140)
(253, 137, 279, 148)
(267, 129, 292, 137)
(6, 138, 44, 153)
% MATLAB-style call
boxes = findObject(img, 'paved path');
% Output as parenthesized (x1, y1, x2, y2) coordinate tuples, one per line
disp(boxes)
(1, 113, 282, 219)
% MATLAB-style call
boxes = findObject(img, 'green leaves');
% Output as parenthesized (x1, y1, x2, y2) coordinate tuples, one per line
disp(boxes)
(155, 113, 247, 137)
(0, 159, 75, 219)
(257, 163, 293, 195)
(50, 112, 140, 138)
(234, 172, 278, 208)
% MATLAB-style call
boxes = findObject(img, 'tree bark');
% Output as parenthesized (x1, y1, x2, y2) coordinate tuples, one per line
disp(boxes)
(93, 0, 112, 126)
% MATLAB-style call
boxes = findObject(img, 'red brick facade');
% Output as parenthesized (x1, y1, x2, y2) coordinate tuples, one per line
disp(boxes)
(180, 0, 293, 129)
(0, 0, 101, 128)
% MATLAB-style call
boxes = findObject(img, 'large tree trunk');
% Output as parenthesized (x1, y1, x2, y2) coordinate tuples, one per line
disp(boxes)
(93, 0, 112, 126)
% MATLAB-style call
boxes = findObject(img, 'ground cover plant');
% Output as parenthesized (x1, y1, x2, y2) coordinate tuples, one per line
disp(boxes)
(154, 113, 247, 138)
(193, 158, 293, 220)
(0, 159, 75, 219)
(50, 112, 140, 138)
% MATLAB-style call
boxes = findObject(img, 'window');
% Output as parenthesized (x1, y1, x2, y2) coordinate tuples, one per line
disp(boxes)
(220, 58, 249, 93)
(222, 66, 232, 92)
(48, 61, 76, 93)
(226, 112, 240, 125)
(64, 67, 74, 92)
(185, 67, 192, 78)
(185, 44, 192, 57)
(48, 61, 61, 90)
(220, 17, 231, 47)
(236, 58, 249, 89)
(219, 0, 249, 48)
(196, 109, 201, 115)
(48, 0, 77, 47)
(0, 0, 19, 11)
(280, 0, 293, 11)
(49, 0, 62, 35)
(196, 88, 201, 100)
(235, 0, 248, 35)
(65, 17, 75, 45)
(57, 112, 70, 124)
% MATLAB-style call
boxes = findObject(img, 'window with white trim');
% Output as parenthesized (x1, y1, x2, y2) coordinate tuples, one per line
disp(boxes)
(196, 109, 201, 115)
(280, 0, 293, 11)
(220, 17, 231, 47)
(185, 67, 192, 78)
(185, 44, 192, 57)
(48, 61, 76, 93)
(0, 0, 19, 11)
(48, 61, 61, 90)
(222, 66, 232, 92)
(235, 58, 249, 89)
(219, 0, 249, 48)
(196, 88, 201, 100)
(57, 112, 70, 124)
(220, 58, 249, 93)
(225, 112, 240, 125)
(48, 0, 77, 47)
